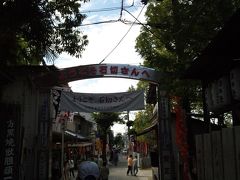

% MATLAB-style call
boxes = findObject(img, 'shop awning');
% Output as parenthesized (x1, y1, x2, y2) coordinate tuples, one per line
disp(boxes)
(52, 129, 89, 143)
(65, 130, 88, 140)
(67, 143, 92, 147)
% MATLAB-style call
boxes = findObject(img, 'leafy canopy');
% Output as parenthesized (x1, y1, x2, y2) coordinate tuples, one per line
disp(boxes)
(113, 133, 124, 149)
(92, 112, 124, 132)
(135, 0, 240, 110)
(0, 0, 89, 65)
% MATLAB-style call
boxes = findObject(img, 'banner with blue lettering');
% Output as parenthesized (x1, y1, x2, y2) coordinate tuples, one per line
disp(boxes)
(59, 90, 144, 113)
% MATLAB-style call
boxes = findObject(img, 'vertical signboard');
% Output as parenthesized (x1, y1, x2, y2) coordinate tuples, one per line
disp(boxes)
(37, 92, 50, 180)
(157, 90, 175, 180)
(0, 104, 20, 180)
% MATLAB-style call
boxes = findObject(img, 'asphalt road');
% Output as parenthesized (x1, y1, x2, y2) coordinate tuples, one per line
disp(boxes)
(108, 154, 152, 180)
(69, 154, 152, 180)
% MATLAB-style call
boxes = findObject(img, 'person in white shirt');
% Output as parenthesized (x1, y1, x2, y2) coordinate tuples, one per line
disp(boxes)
(133, 155, 138, 176)
(68, 159, 75, 177)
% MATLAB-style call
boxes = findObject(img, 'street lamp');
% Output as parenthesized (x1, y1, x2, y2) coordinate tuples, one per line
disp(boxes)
(59, 112, 68, 180)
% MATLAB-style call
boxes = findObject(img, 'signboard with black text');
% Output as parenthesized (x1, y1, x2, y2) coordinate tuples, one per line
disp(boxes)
(0, 104, 20, 180)
(37, 92, 50, 180)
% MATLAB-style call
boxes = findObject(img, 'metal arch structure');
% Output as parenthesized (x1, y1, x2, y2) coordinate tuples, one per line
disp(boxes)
(35, 63, 175, 180)
(34, 64, 163, 87)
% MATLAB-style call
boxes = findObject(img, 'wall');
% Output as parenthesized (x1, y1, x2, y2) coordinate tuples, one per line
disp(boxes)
(0, 77, 51, 180)
(195, 126, 240, 180)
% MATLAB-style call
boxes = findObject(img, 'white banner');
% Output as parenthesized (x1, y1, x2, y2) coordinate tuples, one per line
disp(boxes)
(59, 90, 144, 112)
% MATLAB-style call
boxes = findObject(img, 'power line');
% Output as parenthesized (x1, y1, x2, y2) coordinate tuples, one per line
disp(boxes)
(80, 1, 134, 14)
(79, 1, 139, 27)
(119, 0, 124, 19)
(123, 8, 163, 41)
(99, 5, 146, 64)
(79, 19, 119, 27)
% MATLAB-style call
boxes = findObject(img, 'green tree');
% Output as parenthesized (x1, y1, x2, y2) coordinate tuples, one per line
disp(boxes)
(127, 81, 156, 144)
(134, 104, 156, 144)
(1, 0, 89, 65)
(113, 133, 124, 149)
(92, 112, 124, 162)
(135, 0, 240, 112)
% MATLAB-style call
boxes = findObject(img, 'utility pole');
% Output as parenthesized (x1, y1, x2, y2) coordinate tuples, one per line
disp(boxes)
(127, 111, 130, 141)
(61, 124, 64, 180)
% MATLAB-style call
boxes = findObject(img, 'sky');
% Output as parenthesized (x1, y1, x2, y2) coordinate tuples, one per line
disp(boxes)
(53, 0, 147, 135)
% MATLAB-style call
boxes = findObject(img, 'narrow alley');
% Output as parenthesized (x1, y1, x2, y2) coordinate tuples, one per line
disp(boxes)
(69, 153, 152, 180)
(108, 154, 152, 180)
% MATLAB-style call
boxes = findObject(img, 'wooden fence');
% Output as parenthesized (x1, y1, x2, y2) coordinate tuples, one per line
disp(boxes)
(195, 126, 240, 180)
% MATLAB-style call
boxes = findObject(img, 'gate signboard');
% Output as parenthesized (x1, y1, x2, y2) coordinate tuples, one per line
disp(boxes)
(35, 64, 163, 87)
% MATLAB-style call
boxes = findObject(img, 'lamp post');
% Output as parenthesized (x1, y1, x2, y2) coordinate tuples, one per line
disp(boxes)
(60, 113, 68, 180)
(61, 123, 65, 180)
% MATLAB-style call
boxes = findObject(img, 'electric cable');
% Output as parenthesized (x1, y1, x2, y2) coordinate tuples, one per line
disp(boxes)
(99, 5, 145, 64)
(119, 0, 124, 19)
(80, 1, 134, 14)
(123, 8, 163, 41)
(80, 0, 137, 26)
(79, 19, 119, 27)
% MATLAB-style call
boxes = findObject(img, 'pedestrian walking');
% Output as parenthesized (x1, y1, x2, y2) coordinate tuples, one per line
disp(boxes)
(126, 154, 133, 176)
(99, 161, 109, 180)
(63, 160, 70, 180)
(133, 155, 138, 176)
(113, 150, 119, 166)
(68, 159, 75, 177)
(52, 158, 61, 180)
(98, 155, 103, 168)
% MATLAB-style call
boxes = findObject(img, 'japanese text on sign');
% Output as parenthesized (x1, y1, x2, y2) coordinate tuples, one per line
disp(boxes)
(57, 64, 161, 84)
(3, 119, 15, 180)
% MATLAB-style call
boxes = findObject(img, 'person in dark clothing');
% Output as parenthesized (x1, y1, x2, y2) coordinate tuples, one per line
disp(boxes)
(113, 150, 119, 166)
(52, 158, 61, 180)
(99, 161, 109, 180)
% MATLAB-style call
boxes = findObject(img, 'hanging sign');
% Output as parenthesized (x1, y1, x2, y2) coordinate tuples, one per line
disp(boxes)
(59, 90, 144, 113)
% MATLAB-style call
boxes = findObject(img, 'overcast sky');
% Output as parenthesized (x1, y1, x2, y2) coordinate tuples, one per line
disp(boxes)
(53, 0, 147, 134)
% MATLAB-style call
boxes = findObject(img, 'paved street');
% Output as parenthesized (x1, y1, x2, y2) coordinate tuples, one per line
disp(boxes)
(108, 154, 152, 180)
(69, 154, 152, 180)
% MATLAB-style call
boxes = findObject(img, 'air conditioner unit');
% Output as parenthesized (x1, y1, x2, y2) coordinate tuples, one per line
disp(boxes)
(230, 67, 240, 100)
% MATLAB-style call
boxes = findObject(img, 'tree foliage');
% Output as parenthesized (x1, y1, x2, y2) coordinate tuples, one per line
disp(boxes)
(134, 104, 156, 143)
(133, 0, 240, 146)
(92, 112, 124, 132)
(0, 0, 89, 65)
(113, 133, 124, 149)
(92, 112, 124, 161)
(127, 82, 156, 142)
(135, 0, 240, 111)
